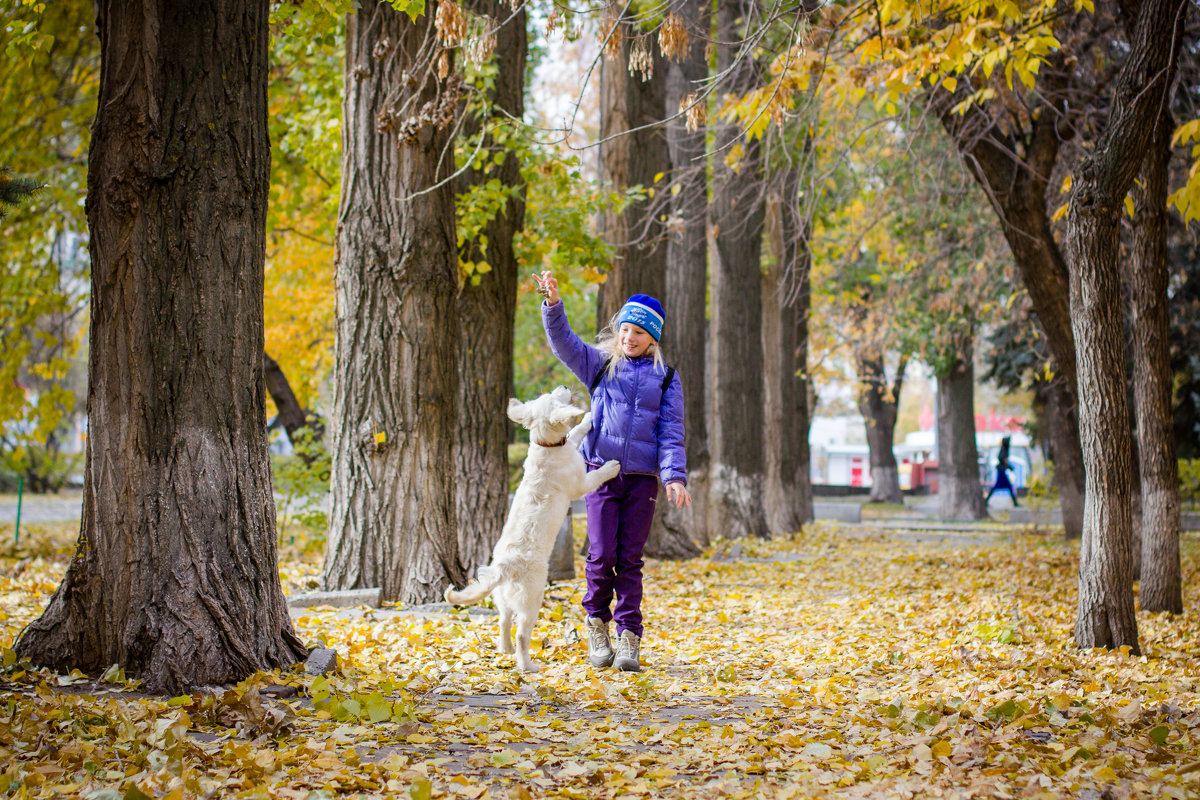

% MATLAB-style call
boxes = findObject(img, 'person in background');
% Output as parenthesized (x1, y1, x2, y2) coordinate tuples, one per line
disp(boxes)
(986, 435, 1019, 507)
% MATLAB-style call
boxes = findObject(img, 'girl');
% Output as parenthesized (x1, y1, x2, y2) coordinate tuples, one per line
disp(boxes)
(534, 270, 691, 673)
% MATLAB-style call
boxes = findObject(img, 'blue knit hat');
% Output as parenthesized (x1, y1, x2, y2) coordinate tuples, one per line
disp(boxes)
(617, 294, 665, 341)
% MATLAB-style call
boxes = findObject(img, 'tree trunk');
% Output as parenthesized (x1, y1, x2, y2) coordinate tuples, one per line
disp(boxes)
(16, 0, 306, 694)
(935, 71, 1085, 539)
(936, 350, 987, 520)
(324, 0, 467, 604)
(264, 351, 322, 446)
(856, 352, 906, 504)
(454, 1, 527, 575)
(1044, 377, 1086, 538)
(595, 5, 669, 330)
(1067, 0, 1184, 652)
(1131, 65, 1183, 614)
(708, 0, 768, 540)
(762, 165, 814, 533)
(646, 0, 710, 558)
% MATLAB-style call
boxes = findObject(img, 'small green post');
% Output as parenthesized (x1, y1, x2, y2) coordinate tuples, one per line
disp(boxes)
(14, 473, 23, 546)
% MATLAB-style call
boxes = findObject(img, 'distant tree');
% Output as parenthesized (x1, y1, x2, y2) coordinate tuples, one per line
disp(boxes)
(935, 344, 988, 521)
(0, 1, 96, 468)
(1130, 99, 1182, 615)
(17, 0, 307, 693)
(595, 5, 669, 329)
(648, 0, 710, 558)
(855, 344, 907, 505)
(454, 0, 528, 573)
(764, 154, 815, 531)
(708, 0, 769, 539)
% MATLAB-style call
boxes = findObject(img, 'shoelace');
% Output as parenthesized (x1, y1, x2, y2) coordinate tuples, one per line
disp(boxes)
(589, 627, 610, 652)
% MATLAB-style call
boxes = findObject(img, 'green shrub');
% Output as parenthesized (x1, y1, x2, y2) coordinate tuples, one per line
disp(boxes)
(508, 443, 528, 494)
(1024, 462, 1058, 506)
(1180, 459, 1200, 510)
(273, 426, 331, 549)
(0, 438, 83, 494)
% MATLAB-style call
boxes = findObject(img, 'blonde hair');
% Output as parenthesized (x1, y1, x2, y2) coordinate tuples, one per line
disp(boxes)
(594, 311, 666, 381)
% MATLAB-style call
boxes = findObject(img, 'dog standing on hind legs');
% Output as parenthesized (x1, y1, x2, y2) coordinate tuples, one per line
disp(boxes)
(444, 386, 620, 672)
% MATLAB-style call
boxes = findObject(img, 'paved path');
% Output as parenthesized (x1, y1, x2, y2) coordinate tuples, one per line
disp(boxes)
(0, 490, 83, 525)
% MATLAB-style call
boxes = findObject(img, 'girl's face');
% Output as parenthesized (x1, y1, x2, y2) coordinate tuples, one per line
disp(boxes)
(618, 322, 653, 358)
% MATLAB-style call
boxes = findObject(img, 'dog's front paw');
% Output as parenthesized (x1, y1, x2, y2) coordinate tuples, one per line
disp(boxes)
(600, 459, 621, 479)
(578, 412, 592, 431)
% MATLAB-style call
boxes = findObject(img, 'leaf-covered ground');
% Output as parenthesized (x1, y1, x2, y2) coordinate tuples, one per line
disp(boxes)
(2, 521, 1199, 799)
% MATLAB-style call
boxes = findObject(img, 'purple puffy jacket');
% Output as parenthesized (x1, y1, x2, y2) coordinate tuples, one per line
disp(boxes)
(542, 301, 687, 485)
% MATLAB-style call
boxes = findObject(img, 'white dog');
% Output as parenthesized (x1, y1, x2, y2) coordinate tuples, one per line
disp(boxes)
(445, 386, 621, 672)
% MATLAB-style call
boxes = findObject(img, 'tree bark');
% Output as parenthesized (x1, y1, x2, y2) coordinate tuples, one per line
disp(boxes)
(936, 349, 987, 520)
(762, 165, 814, 534)
(645, 0, 710, 558)
(454, 0, 527, 575)
(1129, 48, 1182, 615)
(708, 0, 768, 540)
(596, 6, 669, 330)
(1044, 376, 1085, 534)
(324, 0, 467, 604)
(16, 0, 306, 694)
(935, 67, 1085, 540)
(856, 352, 906, 504)
(1067, 0, 1184, 652)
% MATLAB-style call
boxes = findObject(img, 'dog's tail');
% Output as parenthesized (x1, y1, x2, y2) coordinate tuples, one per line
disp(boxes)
(444, 564, 504, 606)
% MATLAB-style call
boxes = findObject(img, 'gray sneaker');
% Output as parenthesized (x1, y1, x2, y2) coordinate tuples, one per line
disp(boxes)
(613, 629, 641, 672)
(586, 617, 614, 667)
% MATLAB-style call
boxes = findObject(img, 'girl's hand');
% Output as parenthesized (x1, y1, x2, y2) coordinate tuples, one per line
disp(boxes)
(666, 482, 691, 509)
(532, 270, 560, 305)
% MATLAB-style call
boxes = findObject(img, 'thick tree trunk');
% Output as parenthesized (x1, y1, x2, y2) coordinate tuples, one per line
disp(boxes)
(16, 0, 306, 694)
(762, 166, 814, 534)
(454, 1, 527, 575)
(935, 71, 1085, 539)
(596, 5, 669, 330)
(646, 0, 710, 558)
(708, 0, 768, 540)
(1130, 84, 1182, 614)
(324, 0, 467, 604)
(936, 350, 987, 520)
(1067, 0, 1183, 652)
(856, 353, 906, 504)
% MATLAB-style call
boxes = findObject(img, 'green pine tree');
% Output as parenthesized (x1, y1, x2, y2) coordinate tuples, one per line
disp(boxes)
(0, 166, 42, 218)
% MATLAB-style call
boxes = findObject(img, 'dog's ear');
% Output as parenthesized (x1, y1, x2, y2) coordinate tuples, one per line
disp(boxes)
(507, 398, 532, 425)
(551, 404, 586, 425)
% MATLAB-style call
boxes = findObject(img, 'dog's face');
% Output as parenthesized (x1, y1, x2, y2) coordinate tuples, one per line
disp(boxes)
(508, 386, 584, 445)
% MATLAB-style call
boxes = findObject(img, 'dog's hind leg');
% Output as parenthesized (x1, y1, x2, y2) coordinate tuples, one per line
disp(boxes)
(497, 604, 515, 655)
(514, 612, 540, 673)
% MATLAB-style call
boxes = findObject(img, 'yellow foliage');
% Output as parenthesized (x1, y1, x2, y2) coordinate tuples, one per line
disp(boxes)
(264, 231, 335, 412)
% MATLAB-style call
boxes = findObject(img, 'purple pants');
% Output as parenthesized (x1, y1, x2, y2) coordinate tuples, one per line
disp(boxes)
(583, 467, 659, 637)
